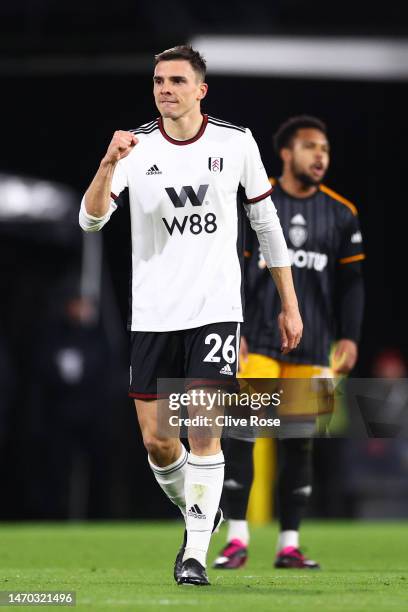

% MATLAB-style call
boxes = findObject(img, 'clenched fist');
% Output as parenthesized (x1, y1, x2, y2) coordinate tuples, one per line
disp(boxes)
(103, 130, 139, 164)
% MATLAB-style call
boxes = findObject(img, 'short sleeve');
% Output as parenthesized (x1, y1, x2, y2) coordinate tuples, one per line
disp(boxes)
(338, 210, 365, 264)
(240, 129, 274, 203)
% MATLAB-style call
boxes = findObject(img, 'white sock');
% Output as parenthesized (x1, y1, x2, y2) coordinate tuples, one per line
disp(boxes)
(277, 530, 299, 551)
(148, 443, 188, 518)
(227, 520, 249, 546)
(183, 450, 225, 567)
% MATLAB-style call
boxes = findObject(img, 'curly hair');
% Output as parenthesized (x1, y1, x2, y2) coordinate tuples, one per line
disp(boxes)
(274, 115, 327, 154)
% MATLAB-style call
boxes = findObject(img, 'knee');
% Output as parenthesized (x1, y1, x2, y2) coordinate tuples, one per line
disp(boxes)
(143, 433, 178, 463)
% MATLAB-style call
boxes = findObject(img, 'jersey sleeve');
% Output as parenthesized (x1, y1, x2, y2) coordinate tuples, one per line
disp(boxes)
(338, 209, 365, 265)
(240, 129, 274, 203)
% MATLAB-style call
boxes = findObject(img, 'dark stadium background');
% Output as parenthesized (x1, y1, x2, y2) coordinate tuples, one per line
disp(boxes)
(1, 0, 407, 520)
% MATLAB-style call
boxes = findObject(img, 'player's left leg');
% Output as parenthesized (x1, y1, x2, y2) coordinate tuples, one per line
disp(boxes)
(178, 431, 224, 585)
(177, 322, 240, 586)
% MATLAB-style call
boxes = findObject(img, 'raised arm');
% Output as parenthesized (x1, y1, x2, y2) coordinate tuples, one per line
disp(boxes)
(84, 130, 138, 218)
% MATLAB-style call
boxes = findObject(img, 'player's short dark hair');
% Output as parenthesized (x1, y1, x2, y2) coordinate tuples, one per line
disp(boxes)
(154, 45, 206, 81)
(273, 115, 327, 154)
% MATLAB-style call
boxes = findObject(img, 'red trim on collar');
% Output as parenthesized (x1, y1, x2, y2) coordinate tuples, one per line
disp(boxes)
(158, 114, 208, 145)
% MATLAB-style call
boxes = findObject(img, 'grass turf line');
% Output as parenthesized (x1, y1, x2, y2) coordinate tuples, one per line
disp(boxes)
(0, 521, 407, 611)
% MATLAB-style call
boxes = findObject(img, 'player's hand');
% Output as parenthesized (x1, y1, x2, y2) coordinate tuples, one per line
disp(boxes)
(239, 335, 249, 364)
(103, 130, 139, 164)
(332, 339, 358, 374)
(278, 309, 303, 355)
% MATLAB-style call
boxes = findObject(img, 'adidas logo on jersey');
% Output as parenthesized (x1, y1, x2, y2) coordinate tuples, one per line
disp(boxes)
(220, 363, 233, 376)
(146, 164, 162, 175)
(187, 504, 206, 519)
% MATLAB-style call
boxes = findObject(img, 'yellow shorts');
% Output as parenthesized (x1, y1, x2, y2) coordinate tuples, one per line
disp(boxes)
(239, 353, 334, 418)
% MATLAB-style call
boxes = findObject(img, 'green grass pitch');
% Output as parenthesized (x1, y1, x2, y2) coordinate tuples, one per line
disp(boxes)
(1, 521, 407, 611)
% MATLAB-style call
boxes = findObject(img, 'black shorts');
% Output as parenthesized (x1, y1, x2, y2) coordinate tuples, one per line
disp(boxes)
(129, 322, 241, 399)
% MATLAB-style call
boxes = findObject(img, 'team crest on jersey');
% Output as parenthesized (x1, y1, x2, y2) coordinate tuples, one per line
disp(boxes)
(208, 157, 223, 173)
(289, 215, 308, 248)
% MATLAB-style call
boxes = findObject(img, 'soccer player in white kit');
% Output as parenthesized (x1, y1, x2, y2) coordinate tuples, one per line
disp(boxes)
(79, 45, 303, 586)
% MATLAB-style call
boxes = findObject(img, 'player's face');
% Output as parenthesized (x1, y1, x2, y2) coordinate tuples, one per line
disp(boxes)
(153, 60, 207, 120)
(287, 128, 330, 186)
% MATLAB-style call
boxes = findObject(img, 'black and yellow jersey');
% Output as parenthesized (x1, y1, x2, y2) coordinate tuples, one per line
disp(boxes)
(244, 179, 365, 366)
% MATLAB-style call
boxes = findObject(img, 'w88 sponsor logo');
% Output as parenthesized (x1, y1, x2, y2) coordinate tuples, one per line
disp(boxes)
(162, 184, 217, 236)
(163, 213, 217, 235)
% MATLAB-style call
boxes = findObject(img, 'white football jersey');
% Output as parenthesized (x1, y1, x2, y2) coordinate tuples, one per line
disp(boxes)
(80, 115, 276, 332)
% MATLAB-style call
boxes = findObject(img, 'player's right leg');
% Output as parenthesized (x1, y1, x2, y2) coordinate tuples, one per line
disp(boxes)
(128, 328, 195, 583)
(129, 330, 188, 519)
(177, 322, 240, 586)
(134, 399, 187, 516)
